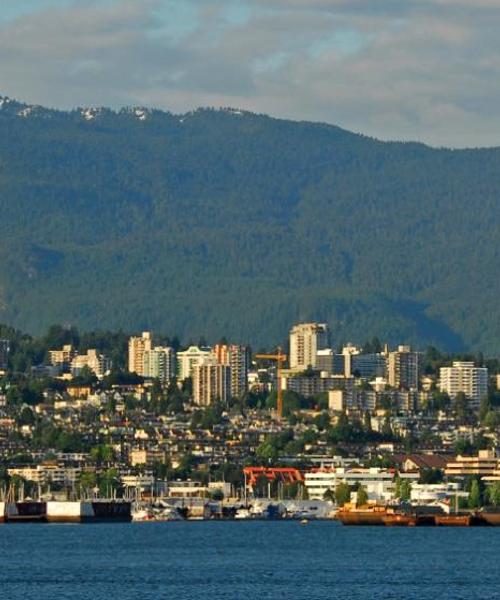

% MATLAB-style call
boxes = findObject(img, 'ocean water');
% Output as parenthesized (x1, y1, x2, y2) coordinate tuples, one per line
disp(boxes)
(1, 521, 500, 599)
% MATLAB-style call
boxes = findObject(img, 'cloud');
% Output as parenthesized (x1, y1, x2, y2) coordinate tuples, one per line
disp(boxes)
(0, 0, 499, 147)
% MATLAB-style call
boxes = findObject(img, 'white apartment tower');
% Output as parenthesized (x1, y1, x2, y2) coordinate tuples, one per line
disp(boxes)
(439, 361, 488, 407)
(128, 332, 153, 376)
(176, 345, 212, 381)
(289, 322, 329, 370)
(142, 346, 176, 384)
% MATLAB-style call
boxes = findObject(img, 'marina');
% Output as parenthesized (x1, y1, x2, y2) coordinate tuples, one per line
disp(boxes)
(2, 496, 500, 527)
(1, 520, 500, 600)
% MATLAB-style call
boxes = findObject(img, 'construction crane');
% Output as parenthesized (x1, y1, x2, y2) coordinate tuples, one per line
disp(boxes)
(254, 347, 287, 419)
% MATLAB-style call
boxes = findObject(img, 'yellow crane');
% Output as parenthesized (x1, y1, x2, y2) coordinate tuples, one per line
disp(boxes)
(254, 347, 287, 418)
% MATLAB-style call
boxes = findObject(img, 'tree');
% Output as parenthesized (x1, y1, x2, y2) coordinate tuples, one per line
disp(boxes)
(71, 365, 97, 387)
(363, 412, 372, 432)
(256, 441, 278, 464)
(400, 479, 412, 501)
(335, 482, 351, 507)
(487, 482, 500, 506)
(419, 468, 443, 485)
(99, 468, 121, 497)
(468, 479, 481, 509)
(17, 406, 35, 426)
(210, 488, 224, 501)
(313, 411, 330, 431)
(479, 396, 492, 424)
(356, 484, 368, 507)
(453, 392, 468, 424)
(90, 444, 114, 465)
(79, 471, 97, 496)
(484, 411, 500, 432)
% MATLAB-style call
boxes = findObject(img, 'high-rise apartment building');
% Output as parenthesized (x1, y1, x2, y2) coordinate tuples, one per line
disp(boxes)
(128, 332, 153, 376)
(143, 346, 176, 384)
(214, 343, 249, 398)
(439, 361, 488, 407)
(176, 345, 212, 381)
(0, 339, 10, 370)
(387, 345, 421, 390)
(289, 322, 329, 370)
(192, 362, 231, 406)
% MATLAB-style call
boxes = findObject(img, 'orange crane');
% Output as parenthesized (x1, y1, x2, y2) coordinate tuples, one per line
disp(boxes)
(254, 347, 287, 418)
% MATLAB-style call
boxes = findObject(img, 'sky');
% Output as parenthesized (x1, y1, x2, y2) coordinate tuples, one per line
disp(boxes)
(0, 0, 499, 147)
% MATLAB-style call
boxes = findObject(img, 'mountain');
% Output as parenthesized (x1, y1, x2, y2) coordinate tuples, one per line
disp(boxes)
(0, 95, 499, 352)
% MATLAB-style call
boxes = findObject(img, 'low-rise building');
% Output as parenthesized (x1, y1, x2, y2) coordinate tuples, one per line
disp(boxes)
(304, 467, 402, 502)
(71, 349, 111, 378)
(445, 450, 498, 478)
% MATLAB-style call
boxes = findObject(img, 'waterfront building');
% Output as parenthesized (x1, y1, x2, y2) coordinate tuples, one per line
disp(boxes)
(243, 467, 303, 496)
(128, 332, 153, 376)
(387, 345, 421, 390)
(304, 467, 403, 502)
(410, 482, 461, 505)
(192, 361, 231, 405)
(439, 361, 488, 407)
(176, 345, 212, 381)
(445, 450, 498, 478)
(289, 322, 329, 370)
(8, 463, 81, 486)
(142, 346, 175, 383)
(71, 349, 111, 378)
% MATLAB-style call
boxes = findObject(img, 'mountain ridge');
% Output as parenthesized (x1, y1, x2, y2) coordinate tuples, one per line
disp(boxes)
(0, 95, 499, 352)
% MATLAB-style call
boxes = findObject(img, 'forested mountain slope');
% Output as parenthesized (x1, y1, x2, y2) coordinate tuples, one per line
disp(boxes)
(0, 96, 499, 352)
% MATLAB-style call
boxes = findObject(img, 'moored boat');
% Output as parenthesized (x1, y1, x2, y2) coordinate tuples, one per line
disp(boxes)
(434, 514, 472, 526)
(336, 505, 387, 526)
(382, 513, 417, 527)
(477, 509, 500, 526)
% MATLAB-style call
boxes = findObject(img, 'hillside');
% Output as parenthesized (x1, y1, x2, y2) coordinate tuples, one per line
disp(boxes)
(0, 95, 499, 352)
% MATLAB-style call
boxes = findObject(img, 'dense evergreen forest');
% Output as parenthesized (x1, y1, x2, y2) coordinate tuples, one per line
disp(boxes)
(0, 95, 499, 352)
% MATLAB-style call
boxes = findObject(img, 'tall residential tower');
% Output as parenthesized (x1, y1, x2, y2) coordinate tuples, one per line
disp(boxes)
(289, 322, 329, 371)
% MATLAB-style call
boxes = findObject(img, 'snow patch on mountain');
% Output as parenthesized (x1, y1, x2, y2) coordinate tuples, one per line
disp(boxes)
(0, 96, 12, 109)
(18, 106, 34, 118)
(81, 107, 102, 121)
